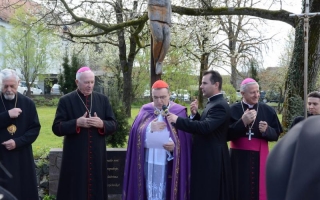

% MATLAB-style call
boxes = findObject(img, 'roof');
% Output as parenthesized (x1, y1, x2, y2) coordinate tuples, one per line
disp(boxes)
(0, 0, 41, 22)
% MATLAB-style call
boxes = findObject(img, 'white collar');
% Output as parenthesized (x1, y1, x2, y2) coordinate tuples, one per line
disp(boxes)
(207, 93, 222, 101)
(242, 100, 255, 108)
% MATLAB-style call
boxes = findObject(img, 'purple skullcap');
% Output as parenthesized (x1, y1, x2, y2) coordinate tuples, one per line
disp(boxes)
(241, 78, 256, 86)
(77, 66, 91, 73)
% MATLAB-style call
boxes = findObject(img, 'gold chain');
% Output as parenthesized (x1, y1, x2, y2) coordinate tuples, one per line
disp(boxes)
(241, 100, 259, 129)
(76, 90, 92, 117)
(0, 94, 18, 111)
(1, 94, 18, 135)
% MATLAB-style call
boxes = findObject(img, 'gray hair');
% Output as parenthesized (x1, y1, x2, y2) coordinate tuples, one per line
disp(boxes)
(76, 70, 94, 81)
(1, 69, 20, 82)
(240, 81, 259, 92)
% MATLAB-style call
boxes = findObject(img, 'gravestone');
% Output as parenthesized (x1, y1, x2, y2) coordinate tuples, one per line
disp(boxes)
(49, 148, 126, 200)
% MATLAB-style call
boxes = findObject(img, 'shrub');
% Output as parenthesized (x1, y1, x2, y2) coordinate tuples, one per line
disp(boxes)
(106, 100, 130, 148)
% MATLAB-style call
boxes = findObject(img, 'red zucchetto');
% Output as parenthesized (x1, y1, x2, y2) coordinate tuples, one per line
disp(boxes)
(152, 80, 169, 89)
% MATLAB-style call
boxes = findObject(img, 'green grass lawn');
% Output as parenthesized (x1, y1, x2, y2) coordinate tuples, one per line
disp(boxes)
(33, 106, 280, 158)
(33, 106, 141, 158)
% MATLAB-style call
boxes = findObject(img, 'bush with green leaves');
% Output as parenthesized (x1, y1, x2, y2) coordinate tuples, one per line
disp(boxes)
(106, 100, 130, 147)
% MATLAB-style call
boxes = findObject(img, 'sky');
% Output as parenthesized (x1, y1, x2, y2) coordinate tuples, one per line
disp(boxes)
(214, 1, 302, 75)
(263, 1, 302, 68)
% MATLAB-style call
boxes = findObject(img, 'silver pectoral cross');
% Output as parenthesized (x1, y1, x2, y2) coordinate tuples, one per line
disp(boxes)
(246, 129, 254, 140)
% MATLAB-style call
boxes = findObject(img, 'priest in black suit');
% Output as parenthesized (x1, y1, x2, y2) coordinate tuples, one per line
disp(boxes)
(289, 91, 320, 129)
(167, 70, 233, 200)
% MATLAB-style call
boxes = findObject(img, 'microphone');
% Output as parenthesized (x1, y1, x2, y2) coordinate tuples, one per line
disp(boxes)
(162, 105, 175, 126)
(162, 105, 169, 116)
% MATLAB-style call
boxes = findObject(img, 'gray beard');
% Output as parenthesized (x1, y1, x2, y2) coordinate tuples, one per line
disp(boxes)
(4, 94, 15, 100)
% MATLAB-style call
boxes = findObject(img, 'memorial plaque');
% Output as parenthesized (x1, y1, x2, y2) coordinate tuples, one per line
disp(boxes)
(106, 148, 126, 194)
(49, 148, 127, 198)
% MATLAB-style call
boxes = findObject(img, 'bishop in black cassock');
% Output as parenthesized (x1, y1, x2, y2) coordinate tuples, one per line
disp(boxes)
(52, 67, 117, 200)
(228, 78, 282, 200)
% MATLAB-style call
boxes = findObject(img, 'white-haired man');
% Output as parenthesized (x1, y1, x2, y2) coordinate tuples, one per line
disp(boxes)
(0, 69, 40, 199)
(52, 66, 117, 200)
(228, 78, 283, 200)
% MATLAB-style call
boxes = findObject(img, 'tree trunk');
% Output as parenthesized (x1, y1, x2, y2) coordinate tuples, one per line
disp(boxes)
(198, 53, 209, 109)
(282, 0, 320, 132)
(114, 0, 137, 117)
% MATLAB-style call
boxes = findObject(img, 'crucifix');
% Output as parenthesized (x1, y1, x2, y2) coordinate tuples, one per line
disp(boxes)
(289, 0, 320, 119)
(148, 0, 172, 100)
(246, 129, 254, 140)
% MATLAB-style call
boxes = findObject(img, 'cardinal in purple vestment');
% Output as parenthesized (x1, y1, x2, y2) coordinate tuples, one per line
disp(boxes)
(122, 80, 192, 200)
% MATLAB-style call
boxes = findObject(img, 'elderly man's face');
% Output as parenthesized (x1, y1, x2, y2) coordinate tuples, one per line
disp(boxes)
(308, 97, 320, 115)
(152, 88, 170, 110)
(241, 84, 260, 105)
(76, 71, 95, 96)
(2, 76, 19, 100)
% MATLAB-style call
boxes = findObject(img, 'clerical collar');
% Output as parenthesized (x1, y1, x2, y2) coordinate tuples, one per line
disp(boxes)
(77, 89, 92, 97)
(242, 100, 255, 108)
(207, 93, 222, 102)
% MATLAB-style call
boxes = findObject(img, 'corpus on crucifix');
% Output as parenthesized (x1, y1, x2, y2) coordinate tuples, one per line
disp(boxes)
(148, 0, 171, 75)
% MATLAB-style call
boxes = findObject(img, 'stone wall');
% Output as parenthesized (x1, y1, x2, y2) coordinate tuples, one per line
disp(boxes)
(49, 148, 126, 200)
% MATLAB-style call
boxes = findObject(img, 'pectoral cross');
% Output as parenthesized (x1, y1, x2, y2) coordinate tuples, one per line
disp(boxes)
(246, 129, 254, 140)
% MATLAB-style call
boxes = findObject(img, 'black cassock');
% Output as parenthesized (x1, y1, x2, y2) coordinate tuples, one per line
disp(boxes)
(267, 116, 320, 200)
(0, 93, 40, 200)
(175, 94, 233, 200)
(228, 102, 282, 200)
(52, 90, 117, 200)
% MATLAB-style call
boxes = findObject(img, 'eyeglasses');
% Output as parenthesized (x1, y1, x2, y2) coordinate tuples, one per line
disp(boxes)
(152, 96, 168, 100)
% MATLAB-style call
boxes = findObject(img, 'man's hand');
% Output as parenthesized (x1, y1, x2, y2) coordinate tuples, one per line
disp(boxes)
(163, 141, 175, 151)
(76, 112, 91, 128)
(259, 121, 268, 133)
(166, 113, 178, 125)
(242, 109, 257, 126)
(87, 112, 104, 128)
(150, 118, 167, 132)
(8, 108, 22, 118)
(2, 139, 16, 150)
(190, 99, 198, 115)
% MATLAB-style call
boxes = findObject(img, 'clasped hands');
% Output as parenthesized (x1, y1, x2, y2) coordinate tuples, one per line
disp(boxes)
(77, 112, 103, 128)
(151, 118, 175, 152)
(242, 109, 268, 133)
